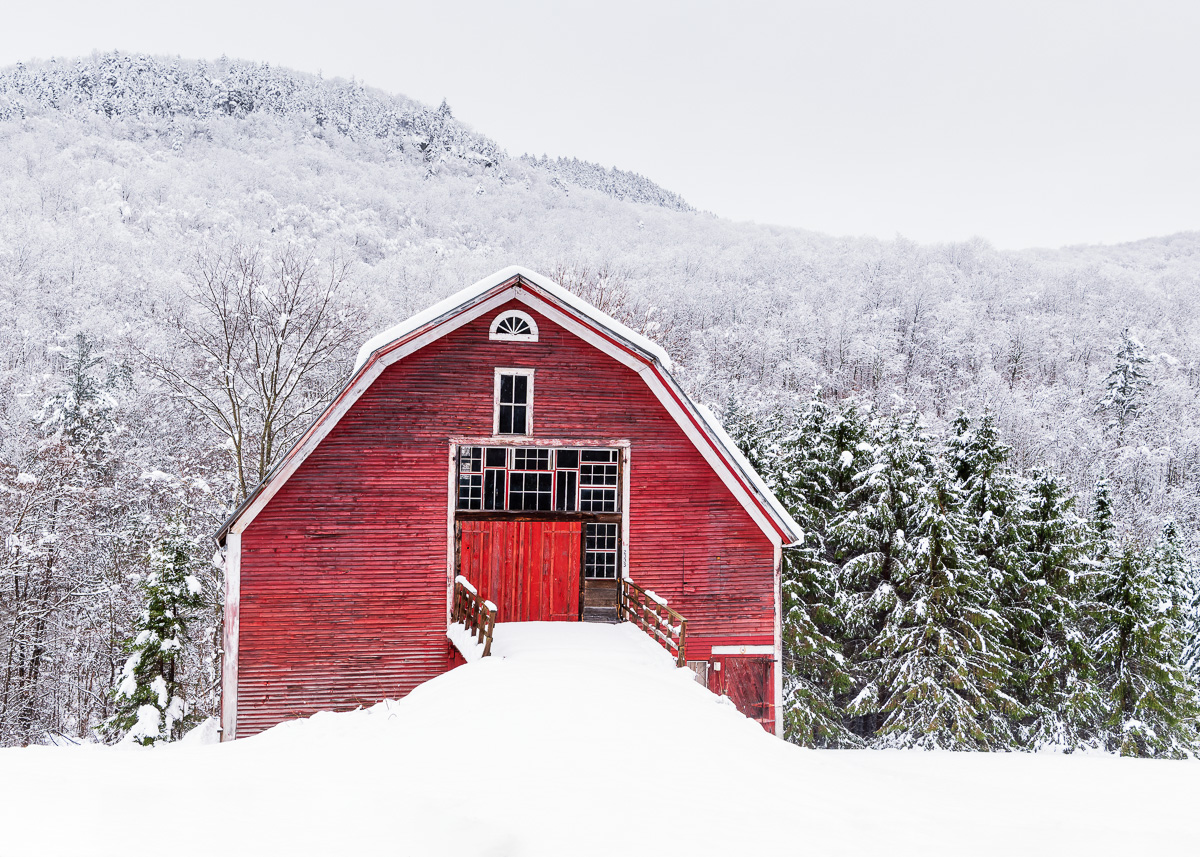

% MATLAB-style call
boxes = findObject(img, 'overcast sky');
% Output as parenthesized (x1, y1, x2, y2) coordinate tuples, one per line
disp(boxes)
(5, 1, 1199, 249)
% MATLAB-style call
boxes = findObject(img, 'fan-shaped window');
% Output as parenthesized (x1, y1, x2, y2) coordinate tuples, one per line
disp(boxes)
(490, 311, 539, 342)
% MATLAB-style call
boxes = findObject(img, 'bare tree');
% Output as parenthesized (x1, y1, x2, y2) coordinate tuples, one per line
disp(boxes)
(551, 261, 681, 357)
(146, 244, 365, 503)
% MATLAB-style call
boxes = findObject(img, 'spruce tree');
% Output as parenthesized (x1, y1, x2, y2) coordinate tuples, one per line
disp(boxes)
(851, 459, 1018, 749)
(1097, 328, 1151, 433)
(1094, 542, 1198, 758)
(1011, 471, 1100, 749)
(726, 396, 859, 746)
(110, 520, 206, 745)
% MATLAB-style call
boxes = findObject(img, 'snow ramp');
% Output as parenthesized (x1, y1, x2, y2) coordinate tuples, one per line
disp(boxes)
(3, 624, 1199, 856)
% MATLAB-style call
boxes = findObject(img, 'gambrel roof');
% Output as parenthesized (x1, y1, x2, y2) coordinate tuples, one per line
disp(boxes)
(217, 266, 802, 545)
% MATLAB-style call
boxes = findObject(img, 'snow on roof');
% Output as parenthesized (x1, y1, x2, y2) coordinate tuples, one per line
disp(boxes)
(354, 265, 674, 371)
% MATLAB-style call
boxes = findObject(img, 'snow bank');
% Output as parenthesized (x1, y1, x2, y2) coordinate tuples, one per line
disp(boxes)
(2, 622, 1197, 856)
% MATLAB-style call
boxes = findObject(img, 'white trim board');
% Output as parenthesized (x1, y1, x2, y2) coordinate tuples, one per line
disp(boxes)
(219, 531, 241, 741)
(710, 645, 775, 656)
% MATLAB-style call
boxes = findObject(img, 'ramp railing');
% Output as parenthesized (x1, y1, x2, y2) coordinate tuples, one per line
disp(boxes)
(618, 578, 687, 667)
(450, 575, 496, 659)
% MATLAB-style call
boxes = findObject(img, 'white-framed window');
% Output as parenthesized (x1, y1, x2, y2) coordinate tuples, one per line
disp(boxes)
(455, 445, 621, 514)
(490, 310, 539, 342)
(584, 522, 619, 579)
(494, 368, 534, 435)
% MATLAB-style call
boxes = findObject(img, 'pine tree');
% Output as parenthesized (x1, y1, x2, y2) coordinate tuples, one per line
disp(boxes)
(1097, 328, 1151, 433)
(1094, 542, 1198, 758)
(1153, 520, 1189, 617)
(851, 459, 1018, 749)
(109, 520, 206, 745)
(1010, 471, 1100, 749)
(1183, 569, 1200, 683)
(726, 396, 858, 746)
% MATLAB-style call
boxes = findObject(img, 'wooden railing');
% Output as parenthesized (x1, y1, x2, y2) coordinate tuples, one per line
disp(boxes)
(451, 575, 496, 658)
(618, 578, 687, 667)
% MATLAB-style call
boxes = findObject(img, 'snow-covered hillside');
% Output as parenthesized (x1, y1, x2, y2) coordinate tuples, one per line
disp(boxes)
(2, 624, 1195, 856)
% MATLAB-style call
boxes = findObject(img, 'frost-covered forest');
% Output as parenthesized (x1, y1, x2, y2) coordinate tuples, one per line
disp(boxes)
(0, 53, 1197, 750)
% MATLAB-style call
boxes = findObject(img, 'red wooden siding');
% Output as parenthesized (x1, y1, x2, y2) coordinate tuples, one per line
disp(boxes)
(234, 298, 775, 737)
(460, 520, 581, 622)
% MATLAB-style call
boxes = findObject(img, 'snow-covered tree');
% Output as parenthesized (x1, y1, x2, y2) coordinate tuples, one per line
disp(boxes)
(1097, 328, 1151, 433)
(146, 244, 364, 502)
(1010, 471, 1100, 749)
(1094, 542, 1198, 758)
(109, 520, 206, 745)
(726, 397, 858, 747)
(850, 459, 1018, 749)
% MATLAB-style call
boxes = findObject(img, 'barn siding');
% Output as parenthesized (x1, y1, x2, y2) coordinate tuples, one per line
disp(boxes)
(234, 299, 775, 736)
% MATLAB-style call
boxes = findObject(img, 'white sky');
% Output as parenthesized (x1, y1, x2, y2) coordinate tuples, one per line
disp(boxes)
(5, 0, 1199, 249)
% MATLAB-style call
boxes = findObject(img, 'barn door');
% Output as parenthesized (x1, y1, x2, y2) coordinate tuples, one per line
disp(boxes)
(459, 520, 582, 622)
(712, 656, 773, 732)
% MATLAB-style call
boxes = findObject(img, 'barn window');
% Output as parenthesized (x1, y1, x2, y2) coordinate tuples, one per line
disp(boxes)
(584, 522, 619, 579)
(490, 311, 539, 342)
(494, 369, 533, 435)
(579, 449, 619, 512)
(456, 445, 621, 514)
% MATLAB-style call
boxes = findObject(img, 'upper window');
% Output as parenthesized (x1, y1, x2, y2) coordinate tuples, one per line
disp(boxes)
(456, 445, 621, 514)
(490, 311, 539, 342)
(494, 369, 533, 435)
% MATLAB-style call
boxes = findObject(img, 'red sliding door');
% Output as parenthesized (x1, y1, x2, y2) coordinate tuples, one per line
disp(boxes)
(459, 520, 582, 622)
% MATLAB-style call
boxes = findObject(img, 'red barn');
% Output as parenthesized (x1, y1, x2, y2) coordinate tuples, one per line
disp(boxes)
(217, 267, 801, 740)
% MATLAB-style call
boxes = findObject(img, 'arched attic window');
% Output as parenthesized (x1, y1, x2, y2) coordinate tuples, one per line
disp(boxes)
(490, 310, 539, 342)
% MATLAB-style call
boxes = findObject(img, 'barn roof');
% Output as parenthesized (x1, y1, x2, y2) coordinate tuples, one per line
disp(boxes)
(216, 266, 802, 546)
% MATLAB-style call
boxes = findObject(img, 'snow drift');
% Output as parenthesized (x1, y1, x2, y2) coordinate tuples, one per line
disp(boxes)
(1, 622, 1197, 856)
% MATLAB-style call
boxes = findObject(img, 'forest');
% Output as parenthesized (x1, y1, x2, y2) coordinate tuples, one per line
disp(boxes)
(0, 53, 1196, 752)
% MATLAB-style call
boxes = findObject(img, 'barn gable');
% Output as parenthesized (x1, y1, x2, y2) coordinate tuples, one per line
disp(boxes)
(218, 267, 801, 546)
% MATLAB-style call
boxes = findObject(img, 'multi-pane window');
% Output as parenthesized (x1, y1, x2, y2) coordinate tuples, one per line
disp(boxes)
(508, 448, 553, 511)
(456, 446, 620, 514)
(584, 522, 619, 579)
(580, 449, 619, 512)
(495, 370, 532, 435)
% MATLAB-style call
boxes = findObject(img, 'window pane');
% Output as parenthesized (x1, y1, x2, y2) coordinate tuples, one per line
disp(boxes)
(555, 449, 578, 469)
(499, 405, 514, 434)
(555, 470, 577, 511)
(458, 447, 482, 474)
(484, 469, 504, 510)
(581, 449, 616, 462)
(485, 447, 508, 468)
(500, 374, 513, 403)
(514, 448, 550, 470)
(511, 404, 527, 435)
(513, 374, 528, 403)
(457, 473, 482, 510)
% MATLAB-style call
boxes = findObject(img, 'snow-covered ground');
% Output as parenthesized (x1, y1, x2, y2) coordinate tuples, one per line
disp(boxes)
(2, 623, 1197, 856)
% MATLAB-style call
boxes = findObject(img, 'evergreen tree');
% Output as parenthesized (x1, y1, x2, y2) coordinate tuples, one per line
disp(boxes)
(1090, 479, 1115, 562)
(1153, 520, 1189, 616)
(109, 520, 206, 745)
(850, 459, 1018, 748)
(1094, 542, 1198, 758)
(726, 396, 858, 747)
(1011, 471, 1100, 749)
(1183, 567, 1200, 683)
(1097, 328, 1151, 433)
